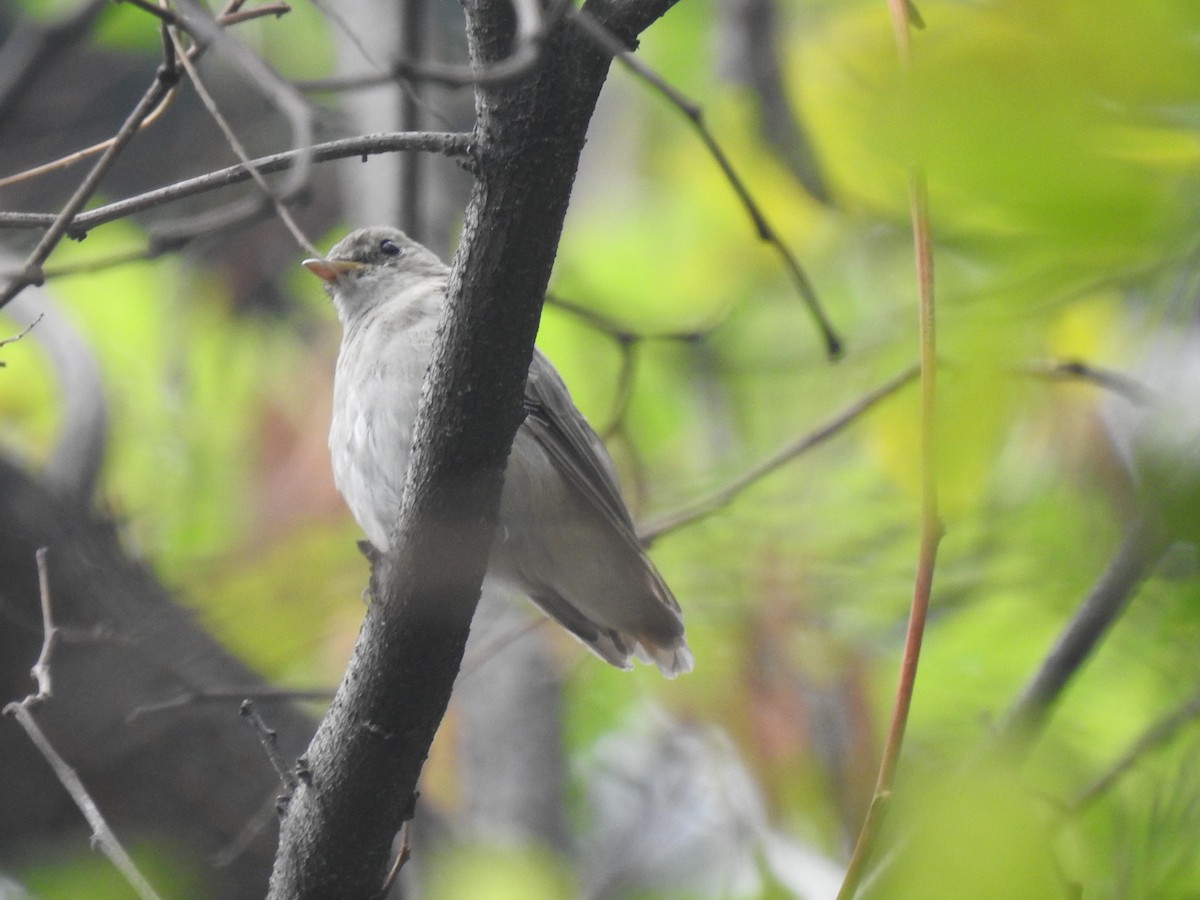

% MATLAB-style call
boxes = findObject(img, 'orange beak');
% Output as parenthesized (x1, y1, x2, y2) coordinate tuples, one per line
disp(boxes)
(302, 258, 364, 283)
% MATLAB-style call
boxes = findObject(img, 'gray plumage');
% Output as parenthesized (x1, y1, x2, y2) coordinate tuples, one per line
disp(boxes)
(305, 226, 693, 677)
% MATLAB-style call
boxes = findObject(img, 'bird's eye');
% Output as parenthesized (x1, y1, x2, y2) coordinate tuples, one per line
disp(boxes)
(379, 239, 402, 258)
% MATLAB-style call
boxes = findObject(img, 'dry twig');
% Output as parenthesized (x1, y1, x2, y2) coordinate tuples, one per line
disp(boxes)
(241, 700, 300, 792)
(1, 549, 165, 900)
(301, 0, 567, 91)
(569, 7, 843, 359)
(641, 365, 919, 544)
(0, 313, 43, 366)
(167, 27, 317, 255)
(0, 132, 471, 241)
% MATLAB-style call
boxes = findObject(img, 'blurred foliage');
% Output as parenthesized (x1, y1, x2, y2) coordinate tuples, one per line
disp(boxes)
(4, 0, 1200, 895)
(425, 843, 575, 900)
(19, 842, 201, 900)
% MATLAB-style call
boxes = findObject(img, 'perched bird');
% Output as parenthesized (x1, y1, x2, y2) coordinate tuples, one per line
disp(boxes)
(304, 226, 693, 677)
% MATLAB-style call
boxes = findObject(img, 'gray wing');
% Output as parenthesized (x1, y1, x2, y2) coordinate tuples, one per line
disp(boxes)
(522, 349, 641, 544)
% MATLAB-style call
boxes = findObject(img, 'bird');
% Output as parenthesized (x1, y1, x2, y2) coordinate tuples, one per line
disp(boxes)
(304, 226, 693, 677)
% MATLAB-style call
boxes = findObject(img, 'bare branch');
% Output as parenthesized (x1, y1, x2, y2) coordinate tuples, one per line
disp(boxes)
(241, 701, 300, 793)
(0, 131, 471, 243)
(569, 7, 843, 359)
(0, 313, 43, 366)
(37, 248, 164, 279)
(2, 706, 166, 900)
(1026, 358, 1156, 405)
(219, 3, 293, 25)
(640, 364, 919, 544)
(716, 0, 830, 202)
(118, 0, 196, 27)
(167, 27, 318, 255)
(0, 0, 286, 192)
(1070, 686, 1200, 812)
(994, 516, 1170, 754)
(546, 292, 711, 343)
(119, 0, 291, 28)
(1, 550, 163, 900)
(544, 292, 712, 437)
(172, 0, 316, 204)
(1, 547, 61, 708)
(299, 0, 571, 92)
(0, 60, 182, 310)
(127, 686, 333, 722)
(28, 548, 60, 705)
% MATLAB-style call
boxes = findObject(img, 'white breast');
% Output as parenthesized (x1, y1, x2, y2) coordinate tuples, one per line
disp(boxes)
(329, 301, 438, 551)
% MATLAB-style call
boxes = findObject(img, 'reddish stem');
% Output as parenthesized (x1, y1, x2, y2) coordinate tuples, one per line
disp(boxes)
(836, 9, 940, 898)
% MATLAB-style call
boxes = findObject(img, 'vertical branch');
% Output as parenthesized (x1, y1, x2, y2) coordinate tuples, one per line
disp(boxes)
(837, 2, 939, 896)
(398, 0, 425, 239)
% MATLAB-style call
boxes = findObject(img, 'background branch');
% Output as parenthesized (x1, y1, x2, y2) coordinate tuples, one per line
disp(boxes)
(995, 516, 1169, 754)
(641, 364, 918, 543)
(569, 7, 842, 359)
(4, 705, 165, 900)
(0, 50, 181, 309)
(0, 132, 471, 240)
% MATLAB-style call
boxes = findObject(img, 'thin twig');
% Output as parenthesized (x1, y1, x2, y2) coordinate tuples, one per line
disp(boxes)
(0, 0, 281, 192)
(640, 364, 919, 544)
(167, 27, 318, 255)
(545, 292, 711, 343)
(1026, 358, 1156, 406)
(457, 616, 548, 681)
(119, 0, 194, 27)
(0, 550, 164, 900)
(218, 3, 292, 25)
(2, 706, 166, 900)
(2, 547, 60, 708)
(119, 0, 290, 28)
(1070, 685, 1200, 812)
(300, 0, 568, 92)
(837, 4, 938, 895)
(995, 517, 1168, 754)
(127, 686, 333, 722)
(213, 791, 279, 867)
(0, 93, 170, 190)
(28, 548, 60, 704)
(240, 700, 299, 792)
(39, 248, 165, 279)
(568, 7, 843, 360)
(0, 313, 44, 366)
(375, 822, 412, 899)
(0, 132, 472, 241)
(399, 0, 427, 238)
(598, 340, 639, 440)
(545, 292, 710, 438)
(0, 53, 181, 310)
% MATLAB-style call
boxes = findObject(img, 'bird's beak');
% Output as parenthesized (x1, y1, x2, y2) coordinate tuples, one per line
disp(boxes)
(302, 258, 364, 283)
